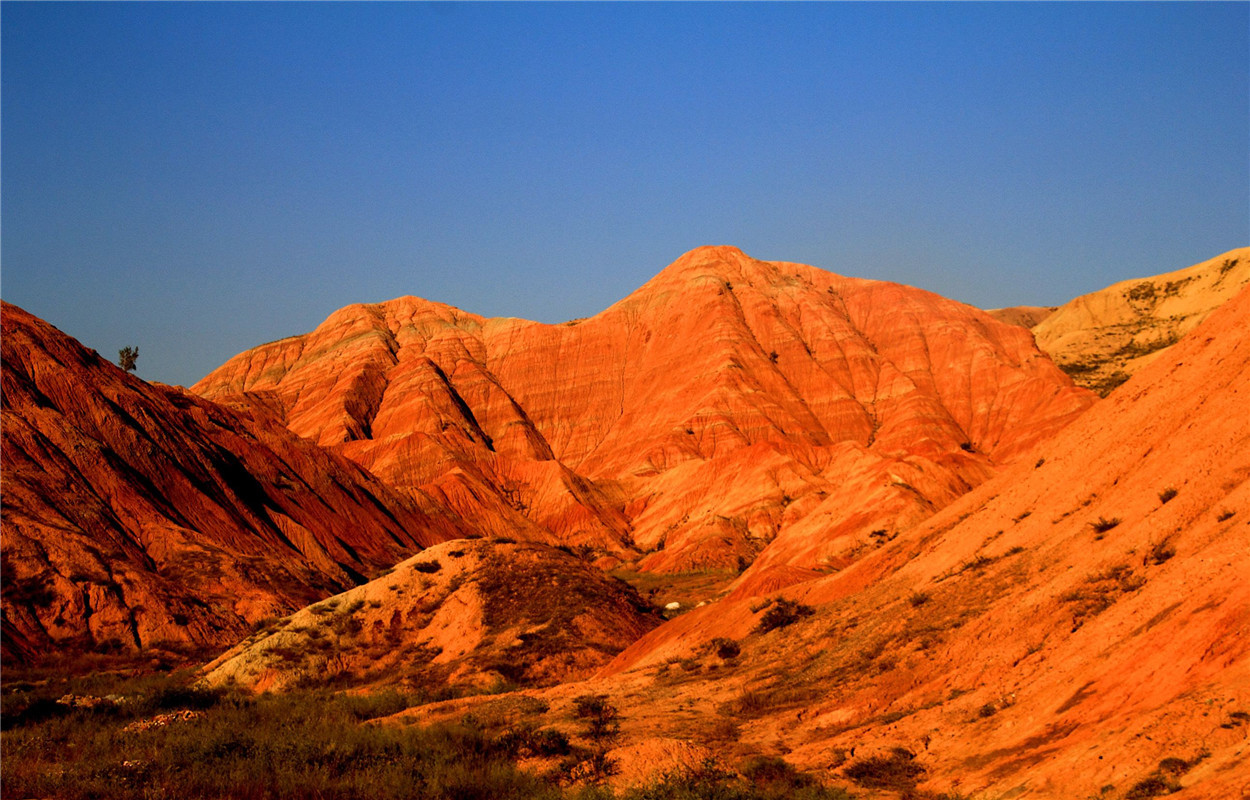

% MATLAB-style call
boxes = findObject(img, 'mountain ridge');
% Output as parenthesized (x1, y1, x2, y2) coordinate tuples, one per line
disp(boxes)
(194, 246, 1095, 580)
(0, 301, 467, 661)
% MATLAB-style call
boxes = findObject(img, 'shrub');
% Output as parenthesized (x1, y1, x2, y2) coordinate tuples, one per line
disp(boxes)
(496, 725, 572, 759)
(1157, 756, 1192, 776)
(908, 591, 931, 607)
(712, 638, 741, 660)
(411, 560, 441, 574)
(1148, 539, 1176, 565)
(117, 345, 139, 373)
(1216, 509, 1235, 522)
(1091, 516, 1121, 535)
(1124, 775, 1181, 799)
(755, 598, 815, 634)
(1158, 487, 1178, 504)
(572, 694, 621, 784)
(843, 748, 925, 790)
(741, 755, 799, 785)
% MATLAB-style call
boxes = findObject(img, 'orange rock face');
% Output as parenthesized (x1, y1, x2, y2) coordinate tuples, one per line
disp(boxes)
(595, 283, 1250, 798)
(1, 302, 466, 661)
(195, 246, 1094, 576)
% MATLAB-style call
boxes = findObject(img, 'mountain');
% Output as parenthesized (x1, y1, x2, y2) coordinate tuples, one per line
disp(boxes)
(202, 538, 663, 693)
(1, 302, 467, 662)
(591, 281, 1250, 798)
(194, 246, 1094, 584)
(1030, 247, 1249, 395)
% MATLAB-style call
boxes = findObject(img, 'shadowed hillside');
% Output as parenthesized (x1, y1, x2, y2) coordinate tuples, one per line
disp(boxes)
(1, 302, 467, 661)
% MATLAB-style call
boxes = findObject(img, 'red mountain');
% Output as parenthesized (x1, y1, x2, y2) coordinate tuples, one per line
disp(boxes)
(194, 246, 1094, 581)
(1, 302, 466, 661)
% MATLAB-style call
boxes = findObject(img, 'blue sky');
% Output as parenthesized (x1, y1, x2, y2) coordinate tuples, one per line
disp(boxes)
(3, 2, 1247, 386)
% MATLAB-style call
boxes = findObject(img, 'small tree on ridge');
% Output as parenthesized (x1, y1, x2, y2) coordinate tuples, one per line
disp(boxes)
(118, 346, 139, 373)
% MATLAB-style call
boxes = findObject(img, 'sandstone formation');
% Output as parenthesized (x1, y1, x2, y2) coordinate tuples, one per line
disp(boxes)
(195, 246, 1095, 579)
(1, 302, 466, 661)
(591, 282, 1250, 798)
(985, 304, 1056, 329)
(1031, 247, 1249, 395)
(202, 538, 662, 692)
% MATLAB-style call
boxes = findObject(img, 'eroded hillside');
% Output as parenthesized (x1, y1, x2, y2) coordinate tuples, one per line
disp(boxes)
(1, 302, 466, 661)
(572, 281, 1250, 798)
(195, 246, 1095, 585)
(1032, 247, 1249, 395)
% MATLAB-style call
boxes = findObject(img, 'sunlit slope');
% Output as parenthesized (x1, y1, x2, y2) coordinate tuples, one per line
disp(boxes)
(595, 282, 1250, 798)
(195, 246, 1094, 578)
(1033, 247, 1249, 395)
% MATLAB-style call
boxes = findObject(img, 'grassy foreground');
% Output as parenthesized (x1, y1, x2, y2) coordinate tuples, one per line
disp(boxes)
(1, 664, 851, 800)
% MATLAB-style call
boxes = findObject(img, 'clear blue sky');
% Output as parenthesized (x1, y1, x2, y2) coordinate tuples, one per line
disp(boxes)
(3, 2, 1247, 386)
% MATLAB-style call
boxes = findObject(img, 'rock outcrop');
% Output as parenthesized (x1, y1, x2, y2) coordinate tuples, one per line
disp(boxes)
(195, 246, 1095, 579)
(1, 302, 466, 661)
(1031, 247, 1249, 395)
(202, 538, 662, 692)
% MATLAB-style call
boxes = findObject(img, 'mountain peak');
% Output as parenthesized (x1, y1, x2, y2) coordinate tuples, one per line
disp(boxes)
(192, 249, 1093, 576)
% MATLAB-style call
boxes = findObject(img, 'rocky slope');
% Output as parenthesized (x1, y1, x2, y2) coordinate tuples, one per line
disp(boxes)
(1031, 247, 1249, 395)
(195, 246, 1095, 580)
(202, 538, 662, 692)
(985, 304, 1056, 329)
(586, 281, 1250, 798)
(1, 302, 467, 661)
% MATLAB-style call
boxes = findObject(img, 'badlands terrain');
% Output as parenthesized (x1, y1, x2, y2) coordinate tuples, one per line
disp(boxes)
(2, 246, 1247, 799)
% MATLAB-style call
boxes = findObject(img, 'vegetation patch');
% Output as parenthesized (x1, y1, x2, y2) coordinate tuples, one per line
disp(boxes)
(1, 673, 560, 800)
(843, 747, 925, 791)
(622, 757, 852, 800)
(1148, 539, 1176, 565)
(1090, 516, 1121, 536)
(754, 598, 815, 634)
(711, 637, 741, 660)
(1114, 332, 1179, 359)
(1059, 564, 1145, 630)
